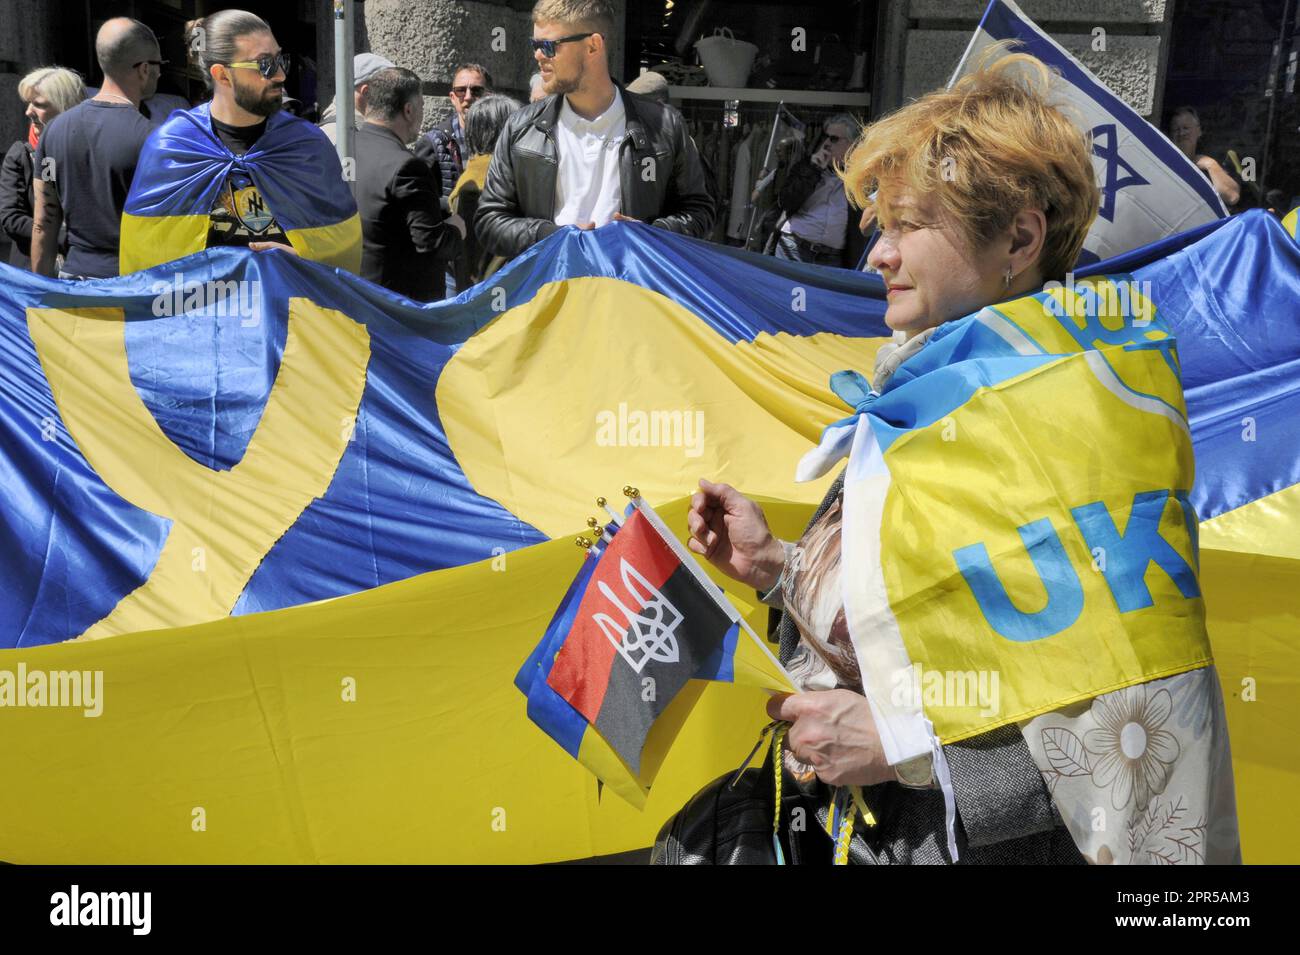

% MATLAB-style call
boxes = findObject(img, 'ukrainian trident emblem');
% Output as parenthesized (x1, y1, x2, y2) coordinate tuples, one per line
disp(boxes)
(593, 559, 683, 673)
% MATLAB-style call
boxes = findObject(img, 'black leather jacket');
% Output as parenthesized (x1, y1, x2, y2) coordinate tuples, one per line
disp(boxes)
(476, 86, 715, 260)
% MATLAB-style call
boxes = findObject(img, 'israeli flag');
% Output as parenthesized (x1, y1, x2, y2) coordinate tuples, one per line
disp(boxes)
(950, 0, 1228, 265)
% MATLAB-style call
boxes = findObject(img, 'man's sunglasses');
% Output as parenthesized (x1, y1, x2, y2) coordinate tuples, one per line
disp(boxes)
(529, 33, 595, 58)
(132, 59, 169, 69)
(450, 85, 487, 97)
(225, 53, 292, 79)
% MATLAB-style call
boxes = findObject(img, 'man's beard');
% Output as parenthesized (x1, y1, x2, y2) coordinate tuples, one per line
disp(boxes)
(233, 79, 284, 118)
(544, 62, 583, 96)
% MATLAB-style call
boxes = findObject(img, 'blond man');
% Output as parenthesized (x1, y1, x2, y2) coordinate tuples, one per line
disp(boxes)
(476, 0, 714, 259)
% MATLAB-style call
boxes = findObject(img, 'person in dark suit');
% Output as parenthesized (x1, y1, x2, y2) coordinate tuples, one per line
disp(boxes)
(354, 67, 464, 301)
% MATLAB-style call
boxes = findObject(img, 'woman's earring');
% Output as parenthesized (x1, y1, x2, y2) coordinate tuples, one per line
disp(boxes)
(1004, 265, 1014, 289)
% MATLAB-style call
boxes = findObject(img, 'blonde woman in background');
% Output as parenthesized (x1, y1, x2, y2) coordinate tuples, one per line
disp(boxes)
(448, 93, 523, 288)
(0, 66, 84, 268)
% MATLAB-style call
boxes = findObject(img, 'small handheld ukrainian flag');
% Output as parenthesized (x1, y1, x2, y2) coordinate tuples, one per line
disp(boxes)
(120, 103, 361, 275)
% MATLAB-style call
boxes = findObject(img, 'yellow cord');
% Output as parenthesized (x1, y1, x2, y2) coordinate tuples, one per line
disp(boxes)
(772, 725, 787, 864)
(830, 787, 874, 865)
(772, 727, 785, 835)
(833, 798, 856, 865)
(851, 785, 877, 827)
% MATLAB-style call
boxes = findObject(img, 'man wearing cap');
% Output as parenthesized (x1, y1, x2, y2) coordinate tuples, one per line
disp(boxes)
(626, 70, 719, 221)
(319, 52, 396, 144)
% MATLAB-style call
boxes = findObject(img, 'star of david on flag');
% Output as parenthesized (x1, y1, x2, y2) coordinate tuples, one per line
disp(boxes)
(949, 0, 1227, 264)
(1091, 123, 1150, 222)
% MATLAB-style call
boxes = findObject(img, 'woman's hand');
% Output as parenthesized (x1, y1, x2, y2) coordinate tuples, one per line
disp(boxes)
(767, 690, 896, 787)
(686, 478, 786, 591)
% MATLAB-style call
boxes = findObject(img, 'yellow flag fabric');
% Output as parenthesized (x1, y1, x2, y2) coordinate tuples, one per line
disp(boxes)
(870, 281, 1210, 744)
(0, 498, 809, 864)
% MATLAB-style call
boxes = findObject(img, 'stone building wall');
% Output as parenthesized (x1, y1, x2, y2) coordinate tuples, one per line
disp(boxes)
(883, 0, 1172, 118)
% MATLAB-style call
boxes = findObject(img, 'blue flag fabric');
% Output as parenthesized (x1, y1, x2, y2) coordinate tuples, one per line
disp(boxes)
(0, 224, 889, 648)
(0, 213, 1295, 651)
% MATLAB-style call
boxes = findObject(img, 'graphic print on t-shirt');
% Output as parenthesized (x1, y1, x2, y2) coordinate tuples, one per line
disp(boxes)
(207, 168, 288, 247)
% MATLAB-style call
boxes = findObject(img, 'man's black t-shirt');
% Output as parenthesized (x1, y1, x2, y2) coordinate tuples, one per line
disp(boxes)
(33, 99, 155, 278)
(207, 115, 289, 248)
(211, 116, 265, 155)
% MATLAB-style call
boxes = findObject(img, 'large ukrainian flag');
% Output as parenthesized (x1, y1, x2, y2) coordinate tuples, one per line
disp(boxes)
(119, 103, 361, 275)
(0, 214, 1295, 862)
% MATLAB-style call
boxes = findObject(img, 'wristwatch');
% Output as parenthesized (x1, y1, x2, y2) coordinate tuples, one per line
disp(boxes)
(893, 753, 935, 789)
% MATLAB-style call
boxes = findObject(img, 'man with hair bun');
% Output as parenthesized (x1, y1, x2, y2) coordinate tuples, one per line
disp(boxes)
(30, 18, 158, 278)
(119, 9, 361, 274)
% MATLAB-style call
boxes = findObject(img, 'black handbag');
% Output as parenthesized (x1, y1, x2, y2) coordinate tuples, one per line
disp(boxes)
(651, 746, 840, 865)
(650, 766, 780, 864)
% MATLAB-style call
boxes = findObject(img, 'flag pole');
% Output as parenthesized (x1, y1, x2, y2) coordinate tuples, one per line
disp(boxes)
(743, 101, 786, 252)
(625, 492, 797, 691)
(333, 0, 356, 193)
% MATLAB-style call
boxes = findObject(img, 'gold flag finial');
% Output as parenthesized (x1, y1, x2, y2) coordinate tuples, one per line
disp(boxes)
(574, 536, 592, 549)
(622, 485, 640, 499)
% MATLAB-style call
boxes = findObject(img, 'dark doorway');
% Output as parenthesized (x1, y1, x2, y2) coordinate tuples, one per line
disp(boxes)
(1163, 0, 1299, 211)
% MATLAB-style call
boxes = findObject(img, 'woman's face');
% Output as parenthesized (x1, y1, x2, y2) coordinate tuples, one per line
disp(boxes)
(24, 89, 59, 134)
(867, 190, 1009, 338)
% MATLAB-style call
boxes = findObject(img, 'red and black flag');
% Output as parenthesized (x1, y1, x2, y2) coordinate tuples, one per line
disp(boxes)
(545, 505, 739, 775)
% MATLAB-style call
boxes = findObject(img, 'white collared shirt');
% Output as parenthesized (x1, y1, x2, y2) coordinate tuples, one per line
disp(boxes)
(782, 168, 849, 250)
(553, 89, 627, 228)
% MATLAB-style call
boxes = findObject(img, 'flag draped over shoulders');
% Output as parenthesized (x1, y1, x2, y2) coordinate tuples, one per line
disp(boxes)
(789, 207, 1300, 861)
(801, 274, 1210, 752)
(120, 103, 361, 275)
